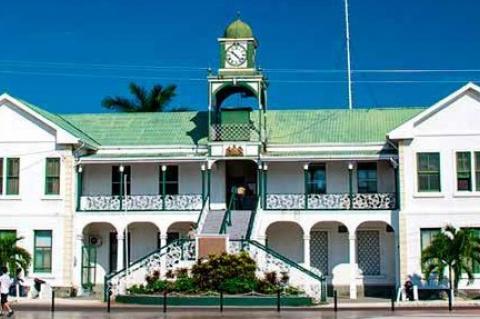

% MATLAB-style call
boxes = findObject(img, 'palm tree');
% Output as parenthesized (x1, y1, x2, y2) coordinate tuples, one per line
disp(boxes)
(0, 235, 31, 275)
(421, 225, 480, 294)
(102, 82, 180, 112)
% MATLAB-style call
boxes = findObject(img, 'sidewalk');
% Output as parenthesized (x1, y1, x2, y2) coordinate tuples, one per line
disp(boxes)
(9, 296, 480, 312)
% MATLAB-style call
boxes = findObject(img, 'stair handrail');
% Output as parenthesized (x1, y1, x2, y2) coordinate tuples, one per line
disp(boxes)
(246, 239, 325, 282)
(245, 195, 260, 240)
(219, 187, 237, 234)
(195, 195, 210, 232)
(103, 238, 194, 301)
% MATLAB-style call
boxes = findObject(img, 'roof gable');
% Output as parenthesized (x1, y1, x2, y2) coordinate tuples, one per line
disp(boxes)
(388, 82, 480, 140)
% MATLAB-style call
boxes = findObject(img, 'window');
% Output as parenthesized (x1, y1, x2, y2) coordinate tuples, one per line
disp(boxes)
(456, 152, 472, 191)
(420, 228, 441, 254)
(307, 164, 326, 194)
(0, 230, 16, 240)
(476, 152, 480, 191)
(357, 162, 377, 193)
(0, 159, 3, 195)
(6, 158, 19, 195)
(417, 153, 441, 192)
(160, 166, 178, 195)
(112, 166, 131, 196)
(45, 158, 60, 195)
(34, 230, 52, 273)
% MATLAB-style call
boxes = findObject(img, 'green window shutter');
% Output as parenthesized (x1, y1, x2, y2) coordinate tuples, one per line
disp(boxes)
(475, 152, 480, 191)
(6, 158, 20, 195)
(456, 152, 472, 191)
(473, 229, 480, 274)
(0, 158, 3, 195)
(357, 162, 378, 193)
(45, 158, 60, 195)
(34, 230, 52, 273)
(417, 153, 441, 192)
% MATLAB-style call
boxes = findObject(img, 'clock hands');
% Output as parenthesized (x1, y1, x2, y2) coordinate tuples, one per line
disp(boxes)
(230, 51, 242, 61)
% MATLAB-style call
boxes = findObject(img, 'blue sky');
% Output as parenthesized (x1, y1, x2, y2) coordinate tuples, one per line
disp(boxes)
(1, 0, 479, 113)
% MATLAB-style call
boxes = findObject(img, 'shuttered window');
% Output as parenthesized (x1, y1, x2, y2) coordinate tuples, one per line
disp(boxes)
(417, 153, 441, 192)
(456, 152, 472, 191)
(6, 158, 20, 195)
(45, 158, 60, 195)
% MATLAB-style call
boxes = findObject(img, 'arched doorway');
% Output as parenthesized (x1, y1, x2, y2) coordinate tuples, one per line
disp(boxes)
(265, 221, 304, 263)
(126, 222, 160, 262)
(356, 221, 396, 298)
(81, 222, 117, 289)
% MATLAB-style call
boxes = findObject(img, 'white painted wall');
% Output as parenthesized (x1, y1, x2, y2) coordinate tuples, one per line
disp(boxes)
(399, 90, 480, 289)
(0, 101, 75, 287)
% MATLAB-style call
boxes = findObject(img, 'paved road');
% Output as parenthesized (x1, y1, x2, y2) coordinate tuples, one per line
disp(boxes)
(6, 310, 480, 319)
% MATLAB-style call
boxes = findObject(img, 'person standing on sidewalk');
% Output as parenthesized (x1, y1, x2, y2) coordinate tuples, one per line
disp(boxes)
(0, 267, 14, 317)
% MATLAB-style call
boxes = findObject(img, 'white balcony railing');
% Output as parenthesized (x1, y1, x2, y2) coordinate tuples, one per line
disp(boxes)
(79, 194, 202, 211)
(265, 193, 397, 210)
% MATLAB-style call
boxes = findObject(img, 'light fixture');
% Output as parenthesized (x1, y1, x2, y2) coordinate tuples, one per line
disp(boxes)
(348, 162, 354, 170)
(201, 164, 206, 171)
(161, 165, 167, 172)
(303, 164, 309, 170)
(263, 163, 268, 170)
(119, 165, 124, 173)
(78, 166, 83, 173)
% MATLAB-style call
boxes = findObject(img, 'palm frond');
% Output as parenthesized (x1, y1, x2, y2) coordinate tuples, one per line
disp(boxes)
(102, 97, 138, 112)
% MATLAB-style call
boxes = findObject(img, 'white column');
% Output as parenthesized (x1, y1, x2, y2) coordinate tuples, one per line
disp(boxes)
(73, 234, 83, 291)
(349, 233, 358, 299)
(160, 234, 168, 276)
(394, 230, 401, 289)
(303, 235, 311, 269)
(160, 233, 168, 248)
(116, 233, 125, 271)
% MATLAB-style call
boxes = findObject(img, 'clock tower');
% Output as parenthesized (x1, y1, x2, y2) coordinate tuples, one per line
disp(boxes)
(208, 17, 267, 153)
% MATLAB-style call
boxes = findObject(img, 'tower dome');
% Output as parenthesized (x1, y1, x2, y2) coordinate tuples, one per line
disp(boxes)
(223, 18, 254, 39)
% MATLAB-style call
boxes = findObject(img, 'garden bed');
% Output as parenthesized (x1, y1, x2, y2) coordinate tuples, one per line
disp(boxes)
(116, 294, 314, 306)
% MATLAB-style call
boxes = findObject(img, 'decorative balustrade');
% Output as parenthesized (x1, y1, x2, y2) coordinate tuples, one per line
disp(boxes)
(210, 123, 257, 142)
(106, 239, 195, 297)
(79, 194, 202, 211)
(265, 193, 397, 210)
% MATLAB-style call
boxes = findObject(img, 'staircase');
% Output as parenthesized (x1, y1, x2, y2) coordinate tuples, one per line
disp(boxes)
(200, 210, 225, 234)
(199, 210, 252, 240)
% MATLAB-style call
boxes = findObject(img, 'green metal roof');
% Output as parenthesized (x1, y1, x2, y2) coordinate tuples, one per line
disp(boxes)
(265, 108, 424, 144)
(12, 97, 425, 147)
(263, 149, 398, 159)
(224, 19, 254, 38)
(62, 111, 208, 146)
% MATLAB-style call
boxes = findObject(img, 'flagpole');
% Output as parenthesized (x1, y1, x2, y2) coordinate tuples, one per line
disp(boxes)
(344, 0, 353, 110)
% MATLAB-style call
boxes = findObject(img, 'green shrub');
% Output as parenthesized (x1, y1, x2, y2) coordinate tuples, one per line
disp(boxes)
(173, 277, 197, 293)
(191, 252, 256, 291)
(221, 278, 256, 294)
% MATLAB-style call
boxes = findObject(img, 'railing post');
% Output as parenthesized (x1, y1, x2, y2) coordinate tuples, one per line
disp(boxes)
(201, 164, 206, 202)
(303, 164, 309, 210)
(76, 166, 83, 211)
(277, 288, 281, 312)
(263, 163, 268, 209)
(334, 290, 338, 312)
(257, 163, 263, 209)
(51, 290, 55, 312)
(163, 290, 168, 313)
(394, 166, 400, 209)
(348, 163, 354, 210)
(207, 167, 211, 209)
(161, 165, 167, 210)
(391, 288, 395, 311)
(220, 289, 224, 312)
(119, 165, 124, 211)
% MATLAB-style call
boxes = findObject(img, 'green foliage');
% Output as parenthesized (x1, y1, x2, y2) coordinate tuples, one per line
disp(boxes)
(0, 234, 32, 275)
(422, 225, 480, 293)
(221, 278, 257, 294)
(173, 277, 196, 293)
(102, 82, 182, 113)
(191, 252, 256, 291)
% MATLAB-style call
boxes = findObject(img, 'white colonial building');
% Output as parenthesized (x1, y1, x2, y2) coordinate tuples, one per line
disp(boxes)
(0, 19, 479, 300)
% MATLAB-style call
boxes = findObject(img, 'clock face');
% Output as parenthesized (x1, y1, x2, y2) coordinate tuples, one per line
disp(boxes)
(226, 42, 247, 67)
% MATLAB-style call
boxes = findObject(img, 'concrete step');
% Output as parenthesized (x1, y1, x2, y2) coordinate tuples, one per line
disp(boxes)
(225, 210, 252, 240)
(200, 210, 225, 234)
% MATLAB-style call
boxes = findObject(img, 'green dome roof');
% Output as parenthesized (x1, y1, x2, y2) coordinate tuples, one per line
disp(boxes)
(224, 19, 254, 38)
